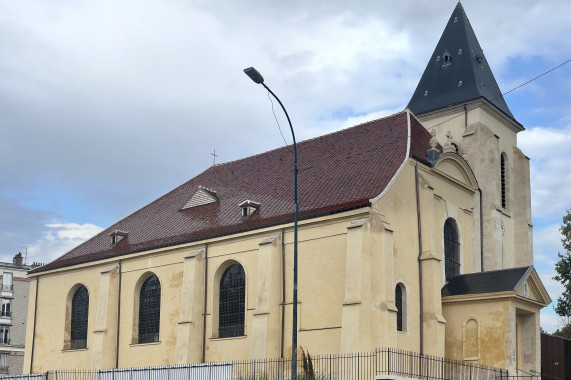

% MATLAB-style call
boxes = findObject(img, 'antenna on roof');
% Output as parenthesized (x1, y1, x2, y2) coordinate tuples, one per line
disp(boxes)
(20, 246, 30, 265)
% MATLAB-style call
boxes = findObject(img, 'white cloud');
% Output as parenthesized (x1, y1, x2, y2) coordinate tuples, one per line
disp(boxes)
(519, 124, 571, 220)
(541, 312, 565, 334)
(1, 0, 571, 265)
(27, 223, 104, 263)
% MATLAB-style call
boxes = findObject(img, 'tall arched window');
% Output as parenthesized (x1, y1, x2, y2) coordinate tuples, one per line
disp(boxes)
(139, 275, 161, 343)
(395, 283, 407, 332)
(501, 153, 507, 209)
(444, 218, 460, 281)
(70, 286, 89, 349)
(219, 264, 246, 338)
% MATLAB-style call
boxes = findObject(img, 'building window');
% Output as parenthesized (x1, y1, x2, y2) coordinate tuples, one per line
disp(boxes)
(219, 264, 246, 338)
(1, 273, 12, 292)
(70, 286, 89, 349)
(0, 325, 9, 344)
(501, 153, 507, 209)
(444, 218, 460, 281)
(1, 299, 11, 317)
(0, 353, 7, 373)
(395, 283, 407, 332)
(138, 275, 161, 343)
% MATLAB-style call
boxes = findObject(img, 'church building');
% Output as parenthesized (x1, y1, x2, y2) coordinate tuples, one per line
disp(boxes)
(24, 3, 550, 375)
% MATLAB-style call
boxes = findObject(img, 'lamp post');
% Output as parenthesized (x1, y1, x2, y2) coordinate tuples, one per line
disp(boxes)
(244, 67, 299, 380)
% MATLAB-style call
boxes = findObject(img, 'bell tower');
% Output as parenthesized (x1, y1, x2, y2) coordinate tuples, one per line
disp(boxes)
(408, 2, 533, 271)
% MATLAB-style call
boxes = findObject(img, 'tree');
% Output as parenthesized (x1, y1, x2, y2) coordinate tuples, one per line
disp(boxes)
(553, 323, 571, 339)
(553, 209, 571, 338)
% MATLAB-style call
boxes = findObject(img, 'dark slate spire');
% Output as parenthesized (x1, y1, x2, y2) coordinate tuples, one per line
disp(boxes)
(408, 3, 515, 120)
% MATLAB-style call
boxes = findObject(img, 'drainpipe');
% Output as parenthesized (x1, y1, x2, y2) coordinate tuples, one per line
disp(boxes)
(415, 162, 424, 356)
(464, 104, 468, 129)
(479, 189, 484, 272)
(115, 260, 122, 368)
(29, 276, 39, 374)
(280, 228, 286, 358)
(201, 243, 209, 363)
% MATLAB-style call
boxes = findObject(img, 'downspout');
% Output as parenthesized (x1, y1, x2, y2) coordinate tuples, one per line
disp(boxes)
(479, 189, 484, 272)
(415, 162, 424, 356)
(115, 260, 122, 368)
(280, 228, 286, 358)
(201, 243, 209, 363)
(29, 276, 39, 374)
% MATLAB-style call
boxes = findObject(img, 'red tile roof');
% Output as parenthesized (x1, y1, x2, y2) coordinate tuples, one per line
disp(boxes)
(33, 111, 432, 273)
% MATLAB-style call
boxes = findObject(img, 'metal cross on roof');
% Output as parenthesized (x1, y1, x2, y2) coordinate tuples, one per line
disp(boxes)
(211, 149, 218, 165)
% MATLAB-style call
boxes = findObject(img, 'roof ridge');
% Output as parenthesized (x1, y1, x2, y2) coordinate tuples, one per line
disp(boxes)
(208, 110, 408, 169)
(453, 266, 531, 278)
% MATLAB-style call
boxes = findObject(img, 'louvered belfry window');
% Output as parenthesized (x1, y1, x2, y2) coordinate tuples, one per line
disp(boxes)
(395, 284, 403, 332)
(139, 275, 161, 343)
(501, 154, 506, 209)
(70, 286, 89, 349)
(219, 264, 245, 338)
(444, 219, 460, 281)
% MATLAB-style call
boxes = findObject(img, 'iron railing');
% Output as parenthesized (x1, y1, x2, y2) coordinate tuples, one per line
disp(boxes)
(0, 348, 513, 380)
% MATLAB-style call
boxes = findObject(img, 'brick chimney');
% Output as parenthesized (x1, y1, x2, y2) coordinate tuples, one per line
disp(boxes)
(13, 253, 23, 266)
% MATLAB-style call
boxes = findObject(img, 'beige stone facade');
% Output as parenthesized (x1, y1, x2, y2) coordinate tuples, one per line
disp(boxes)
(24, 108, 549, 374)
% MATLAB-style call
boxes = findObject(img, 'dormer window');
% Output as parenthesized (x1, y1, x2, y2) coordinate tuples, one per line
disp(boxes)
(239, 200, 260, 220)
(443, 53, 451, 65)
(181, 186, 218, 210)
(109, 230, 128, 246)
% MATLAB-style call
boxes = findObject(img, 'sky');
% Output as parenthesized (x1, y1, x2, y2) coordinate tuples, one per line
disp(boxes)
(1, 0, 570, 333)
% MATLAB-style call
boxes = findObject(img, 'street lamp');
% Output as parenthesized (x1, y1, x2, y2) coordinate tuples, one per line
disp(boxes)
(244, 67, 299, 380)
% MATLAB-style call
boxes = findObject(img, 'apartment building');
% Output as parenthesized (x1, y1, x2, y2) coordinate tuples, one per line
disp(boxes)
(0, 254, 38, 375)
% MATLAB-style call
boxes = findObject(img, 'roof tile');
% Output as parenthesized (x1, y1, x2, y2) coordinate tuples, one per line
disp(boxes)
(34, 111, 432, 273)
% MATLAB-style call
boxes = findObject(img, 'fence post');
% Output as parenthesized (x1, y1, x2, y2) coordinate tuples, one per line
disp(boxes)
(388, 348, 391, 375)
(469, 362, 472, 380)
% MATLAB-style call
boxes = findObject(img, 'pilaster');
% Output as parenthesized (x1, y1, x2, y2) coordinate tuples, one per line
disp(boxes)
(175, 249, 205, 364)
(513, 147, 533, 266)
(250, 235, 281, 359)
(463, 122, 502, 270)
(90, 265, 119, 369)
(417, 174, 446, 357)
(341, 212, 396, 353)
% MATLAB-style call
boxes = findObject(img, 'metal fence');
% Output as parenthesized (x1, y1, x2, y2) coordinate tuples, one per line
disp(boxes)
(0, 348, 511, 380)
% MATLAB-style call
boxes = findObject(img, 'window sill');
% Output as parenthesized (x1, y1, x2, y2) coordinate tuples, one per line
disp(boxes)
(497, 207, 511, 218)
(210, 335, 247, 341)
(62, 348, 88, 352)
(130, 341, 161, 347)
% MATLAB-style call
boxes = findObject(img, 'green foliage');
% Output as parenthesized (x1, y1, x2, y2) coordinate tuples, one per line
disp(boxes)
(300, 347, 315, 380)
(553, 323, 571, 339)
(554, 209, 571, 318)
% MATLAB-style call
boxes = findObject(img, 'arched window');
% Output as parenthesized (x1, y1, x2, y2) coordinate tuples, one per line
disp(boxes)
(444, 218, 460, 281)
(501, 153, 507, 209)
(395, 283, 407, 332)
(138, 275, 161, 343)
(70, 286, 89, 349)
(219, 264, 245, 338)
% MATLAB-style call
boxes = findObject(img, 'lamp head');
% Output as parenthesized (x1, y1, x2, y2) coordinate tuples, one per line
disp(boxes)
(244, 67, 264, 84)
